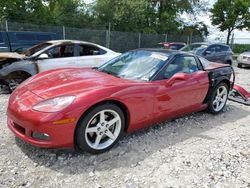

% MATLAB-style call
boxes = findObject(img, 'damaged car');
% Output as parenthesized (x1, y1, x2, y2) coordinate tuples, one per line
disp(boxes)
(0, 40, 120, 92)
(7, 49, 234, 154)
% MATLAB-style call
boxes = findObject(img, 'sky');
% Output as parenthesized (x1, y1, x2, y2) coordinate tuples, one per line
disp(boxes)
(84, 0, 250, 44)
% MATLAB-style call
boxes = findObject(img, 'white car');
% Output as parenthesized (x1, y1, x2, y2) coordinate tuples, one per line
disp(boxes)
(0, 40, 120, 91)
(237, 50, 250, 68)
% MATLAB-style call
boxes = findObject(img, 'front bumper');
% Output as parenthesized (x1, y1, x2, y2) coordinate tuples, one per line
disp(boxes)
(7, 89, 81, 148)
(7, 116, 76, 148)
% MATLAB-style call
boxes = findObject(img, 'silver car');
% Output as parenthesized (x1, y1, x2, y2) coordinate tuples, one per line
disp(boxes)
(237, 50, 250, 68)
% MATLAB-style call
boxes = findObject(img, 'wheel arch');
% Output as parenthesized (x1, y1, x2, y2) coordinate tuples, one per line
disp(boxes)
(226, 59, 232, 65)
(74, 99, 130, 145)
(6, 71, 32, 79)
(203, 77, 230, 104)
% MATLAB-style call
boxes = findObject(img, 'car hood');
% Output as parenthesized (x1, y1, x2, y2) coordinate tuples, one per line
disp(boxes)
(26, 68, 134, 99)
(240, 52, 250, 57)
(0, 52, 26, 60)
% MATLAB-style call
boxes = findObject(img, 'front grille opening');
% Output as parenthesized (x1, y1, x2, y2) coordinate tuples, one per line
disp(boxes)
(32, 132, 50, 141)
(13, 123, 25, 135)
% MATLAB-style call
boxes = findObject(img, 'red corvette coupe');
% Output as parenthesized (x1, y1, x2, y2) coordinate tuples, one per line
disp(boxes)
(7, 49, 234, 154)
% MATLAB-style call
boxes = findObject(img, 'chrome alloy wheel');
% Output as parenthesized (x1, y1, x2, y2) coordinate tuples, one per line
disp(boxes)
(85, 109, 121, 150)
(213, 85, 228, 112)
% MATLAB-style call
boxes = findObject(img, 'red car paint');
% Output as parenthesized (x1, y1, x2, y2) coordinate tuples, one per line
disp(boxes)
(233, 84, 250, 99)
(7, 65, 211, 149)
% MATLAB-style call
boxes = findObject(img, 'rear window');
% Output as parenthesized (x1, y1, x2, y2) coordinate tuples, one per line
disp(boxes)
(0, 34, 3, 43)
(16, 33, 35, 41)
(37, 34, 52, 41)
(221, 45, 232, 52)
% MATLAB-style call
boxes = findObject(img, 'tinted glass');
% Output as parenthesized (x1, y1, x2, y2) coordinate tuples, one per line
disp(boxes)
(46, 45, 74, 58)
(164, 56, 198, 79)
(98, 51, 168, 81)
(206, 45, 222, 54)
(181, 44, 208, 53)
(16, 33, 35, 41)
(198, 56, 211, 68)
(221, 45, 232, 52)
(0, 34, 3, 43)
(79, 44, 105, 56)
(37, 34, 52, 41)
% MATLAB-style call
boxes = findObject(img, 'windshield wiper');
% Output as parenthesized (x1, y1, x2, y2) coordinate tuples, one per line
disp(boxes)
(100, 69, 120, 78)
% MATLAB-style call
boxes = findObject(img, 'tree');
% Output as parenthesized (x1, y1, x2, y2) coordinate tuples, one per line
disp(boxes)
(93, 0, 207, 34)
(0, 0, 90, 27)
(151, 0, 207, 33)
(211, 0, 250, 44)
(93, 0, 156, 33)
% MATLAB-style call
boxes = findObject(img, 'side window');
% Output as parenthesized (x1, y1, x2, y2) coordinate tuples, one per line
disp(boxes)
(207, 45, 222, 54)
(164, 56, 199, 79)
(79, 44, 106, 56)
(215, 45, 222, 53)
(206, 46, 216, 54)
(45, 45, 75, 58)
(221, 45, 231, 52)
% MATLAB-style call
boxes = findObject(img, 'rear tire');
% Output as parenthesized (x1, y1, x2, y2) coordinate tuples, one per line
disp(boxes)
(75, 103, 125, 154)
(207, 82, 229, 114)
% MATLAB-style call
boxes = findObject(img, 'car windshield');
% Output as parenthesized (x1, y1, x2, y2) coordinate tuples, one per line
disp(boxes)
(24, 42, 52, 56)
(181, 44, 208, 54)
(97, 51, 168, 81)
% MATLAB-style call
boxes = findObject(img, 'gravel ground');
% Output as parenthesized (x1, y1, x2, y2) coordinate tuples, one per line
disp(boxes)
(1, 66, 250, 188)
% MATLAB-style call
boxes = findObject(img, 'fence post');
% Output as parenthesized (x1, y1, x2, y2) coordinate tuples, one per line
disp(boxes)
(62, 26, 65, 39)
(106, 30, 109, 48)
(165, 34, 168, 42)
(5, 20, 8, 31)
(190, 31, 193, 44)
(138, 33, 141, 48)
(108, 23, 111, 48)
(106, 23, 111, 48)
(187, 36, 189, 44)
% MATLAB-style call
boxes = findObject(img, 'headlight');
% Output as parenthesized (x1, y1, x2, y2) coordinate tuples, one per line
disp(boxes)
(32, 96, 76, 112)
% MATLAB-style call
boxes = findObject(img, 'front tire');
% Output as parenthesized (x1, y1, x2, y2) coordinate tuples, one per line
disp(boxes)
(237, 63, 242, 68)
(207, 82, 229, 114)
(75, 103, 125, 154)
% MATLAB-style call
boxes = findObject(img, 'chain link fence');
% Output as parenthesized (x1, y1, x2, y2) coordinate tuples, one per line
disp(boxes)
(0, 20, 204, 52)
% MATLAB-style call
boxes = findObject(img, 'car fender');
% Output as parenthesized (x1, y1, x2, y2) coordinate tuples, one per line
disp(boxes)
(72, 84, 156, 132)
(203, 67, 233, 104)
(0, 60, 37, 78)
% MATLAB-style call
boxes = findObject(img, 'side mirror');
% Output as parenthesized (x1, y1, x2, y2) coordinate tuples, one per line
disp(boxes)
(166, 72, 189, 87)
(38, 53, 49, 59)
(204, 50, 212, 56)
